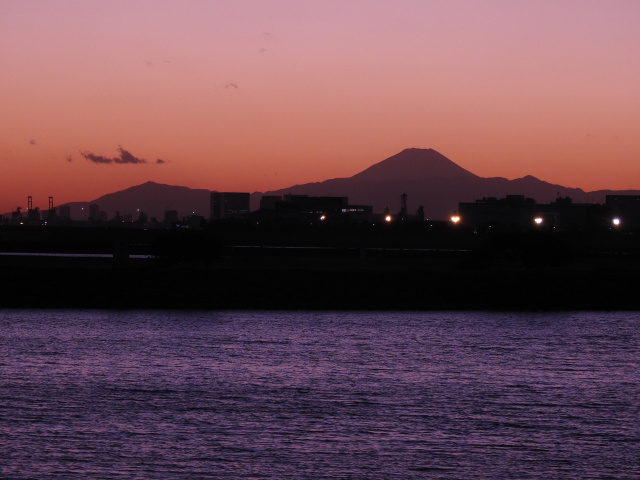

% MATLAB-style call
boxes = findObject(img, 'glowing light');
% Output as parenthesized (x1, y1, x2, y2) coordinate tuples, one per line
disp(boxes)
(534, 217, 543, 225)
(385, 215, 392, 222)
(612, 217, 621, 226)
(450, 215, 461, 224)
(320, 215, 326, 221)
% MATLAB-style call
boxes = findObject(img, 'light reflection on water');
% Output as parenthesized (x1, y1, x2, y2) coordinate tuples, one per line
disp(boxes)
(0, 310, 638, 479)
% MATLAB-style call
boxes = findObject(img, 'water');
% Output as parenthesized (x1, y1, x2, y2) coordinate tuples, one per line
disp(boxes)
(1, 310, 638, 479)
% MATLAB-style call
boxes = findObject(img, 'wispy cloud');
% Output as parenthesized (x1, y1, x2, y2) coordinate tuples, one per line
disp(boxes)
(80, 146, 166, 165)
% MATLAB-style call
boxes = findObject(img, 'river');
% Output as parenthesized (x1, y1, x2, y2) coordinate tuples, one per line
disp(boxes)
(1, 310, 638, 479)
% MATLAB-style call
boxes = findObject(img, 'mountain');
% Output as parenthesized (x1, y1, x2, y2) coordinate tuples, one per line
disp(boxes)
(42, 149, 640, 222)
(63, 181, 211, 221)
(254, 148, 636, 220)
(352, 148, 478, 182)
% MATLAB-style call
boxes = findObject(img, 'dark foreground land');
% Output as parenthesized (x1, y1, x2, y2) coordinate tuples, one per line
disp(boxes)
(2, 224, 640, 310)
(2, 251, 640, 310)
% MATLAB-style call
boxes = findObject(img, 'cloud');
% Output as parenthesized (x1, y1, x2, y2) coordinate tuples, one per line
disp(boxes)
(81, 151, 113, 164)
(116, 147, 145, 164)
(80, 146, 165, 165)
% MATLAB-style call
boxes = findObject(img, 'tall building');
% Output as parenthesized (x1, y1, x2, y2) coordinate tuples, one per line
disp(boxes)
(210, 192, 250, 220)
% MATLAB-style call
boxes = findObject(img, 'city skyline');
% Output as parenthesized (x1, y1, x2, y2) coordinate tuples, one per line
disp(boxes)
(3, 1, 640, 215)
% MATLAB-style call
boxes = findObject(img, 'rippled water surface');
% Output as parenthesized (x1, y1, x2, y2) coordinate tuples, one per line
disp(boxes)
(1, 310, 638, 479)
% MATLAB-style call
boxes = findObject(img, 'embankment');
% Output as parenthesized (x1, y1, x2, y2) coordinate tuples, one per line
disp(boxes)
(2, 252, 639, 310)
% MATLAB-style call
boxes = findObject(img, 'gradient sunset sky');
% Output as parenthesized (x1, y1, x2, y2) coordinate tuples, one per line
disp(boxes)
(2, 0, 639, 214)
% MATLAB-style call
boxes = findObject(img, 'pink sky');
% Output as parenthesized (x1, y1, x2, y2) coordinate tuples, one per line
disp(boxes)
(2, 0, 640, 214)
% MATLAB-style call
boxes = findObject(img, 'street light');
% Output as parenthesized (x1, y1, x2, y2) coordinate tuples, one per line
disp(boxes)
(450, 215, 461, 224)
(534, 217, 543, 225)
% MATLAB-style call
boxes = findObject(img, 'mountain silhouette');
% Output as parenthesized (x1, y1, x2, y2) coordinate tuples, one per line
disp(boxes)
(39, 149, 640, 221)
(254, 148, 636, 219)
(353, 148, 478, 182)
(63, 181, 211, 221)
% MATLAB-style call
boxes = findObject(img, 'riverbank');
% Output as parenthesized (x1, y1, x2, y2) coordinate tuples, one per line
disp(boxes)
(2, 252, 639, 310)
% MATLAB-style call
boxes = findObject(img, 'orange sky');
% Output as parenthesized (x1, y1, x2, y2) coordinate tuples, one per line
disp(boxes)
(2, 0, 640, 214)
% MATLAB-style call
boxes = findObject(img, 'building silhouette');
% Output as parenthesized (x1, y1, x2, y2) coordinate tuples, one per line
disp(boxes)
(259, 195, 282, 211)
(255, 194, 373, 222)
(606, 195, 640, 229)
(88, 204, 108, 222)
(457, 195, 620, 231)
(163, 210, 179, 224)
(58, 204, 71, 220)
(210, 192, 250, 220)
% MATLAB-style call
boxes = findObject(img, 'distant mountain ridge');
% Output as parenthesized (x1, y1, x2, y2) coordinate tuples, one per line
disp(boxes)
(48, 149, 640, 221)
(62, 182, 211, 221)
(255, 148, 637, 219)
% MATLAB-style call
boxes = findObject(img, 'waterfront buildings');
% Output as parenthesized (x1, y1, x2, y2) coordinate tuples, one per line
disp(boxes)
(256, 194, 374, 222)
(457, 195, 640, 231)
(210, 192, 250, 220)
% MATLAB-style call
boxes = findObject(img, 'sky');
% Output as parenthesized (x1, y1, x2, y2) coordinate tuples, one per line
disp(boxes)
(2, 0, 640, 214)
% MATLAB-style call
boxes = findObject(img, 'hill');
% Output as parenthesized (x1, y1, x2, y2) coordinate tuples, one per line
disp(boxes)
(63, 181, 211, 221)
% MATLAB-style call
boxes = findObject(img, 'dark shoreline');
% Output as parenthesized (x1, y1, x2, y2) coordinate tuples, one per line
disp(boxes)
(2, 252, 640, 310)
